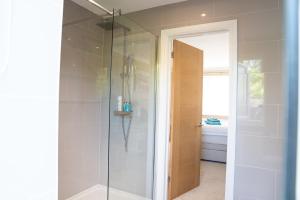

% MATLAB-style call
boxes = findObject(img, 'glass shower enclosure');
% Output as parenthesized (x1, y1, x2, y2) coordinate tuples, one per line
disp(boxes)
(107, 16, 157, 199)
(59, 1, 157, 199)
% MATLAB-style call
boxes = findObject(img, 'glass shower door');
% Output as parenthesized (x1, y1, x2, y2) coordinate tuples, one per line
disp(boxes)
(107, 15, 157, 199)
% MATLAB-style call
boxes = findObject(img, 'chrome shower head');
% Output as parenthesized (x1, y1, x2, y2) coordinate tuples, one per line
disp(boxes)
(97, 19, 131, 32)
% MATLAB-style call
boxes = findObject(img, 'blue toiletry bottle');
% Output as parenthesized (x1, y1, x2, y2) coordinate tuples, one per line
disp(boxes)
(127, 102, 132, 112)
(123, 102, 132, 112)
(123, 102, 127, 112)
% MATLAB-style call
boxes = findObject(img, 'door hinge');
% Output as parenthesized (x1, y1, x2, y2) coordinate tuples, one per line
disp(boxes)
(168, 176, 171, 183)
(171, 51, 174, 58)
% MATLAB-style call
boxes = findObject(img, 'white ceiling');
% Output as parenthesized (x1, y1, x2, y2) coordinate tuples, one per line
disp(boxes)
(72, 0, 187, 15)
(178, 31, 230, 69)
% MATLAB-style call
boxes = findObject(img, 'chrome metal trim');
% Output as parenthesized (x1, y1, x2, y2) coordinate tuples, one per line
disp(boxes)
(87, 0, 113, 15)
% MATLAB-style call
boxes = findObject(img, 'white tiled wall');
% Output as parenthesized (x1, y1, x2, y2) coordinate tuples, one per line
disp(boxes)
(0, 0, 63, 199)
(126, 0, 285, 199)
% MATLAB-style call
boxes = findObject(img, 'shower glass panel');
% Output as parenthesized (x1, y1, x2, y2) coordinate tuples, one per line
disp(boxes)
(59, 0, 113, 199)
(107, 15, 157, 199)
(59, 2, 156, 199)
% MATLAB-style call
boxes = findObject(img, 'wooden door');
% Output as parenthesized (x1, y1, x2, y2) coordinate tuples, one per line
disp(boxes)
(169, 40, 203, 199)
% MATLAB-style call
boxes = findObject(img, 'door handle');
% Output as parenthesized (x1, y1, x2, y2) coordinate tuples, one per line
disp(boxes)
(0, 1, 12, 75)
(196, 123, 203, 127)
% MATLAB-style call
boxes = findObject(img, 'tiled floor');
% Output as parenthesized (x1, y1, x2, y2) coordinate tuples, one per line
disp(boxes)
(174, 161, 226, 200)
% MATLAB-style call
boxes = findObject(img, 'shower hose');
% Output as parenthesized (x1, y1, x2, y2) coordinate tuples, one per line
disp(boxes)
(121, 56, 135, 152)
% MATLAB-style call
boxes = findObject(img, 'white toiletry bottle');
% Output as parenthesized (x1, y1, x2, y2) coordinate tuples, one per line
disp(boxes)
(117, 96, 123, 111)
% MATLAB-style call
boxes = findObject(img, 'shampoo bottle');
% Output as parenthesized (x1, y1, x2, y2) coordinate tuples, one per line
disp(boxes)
(117, 96, 123, 111)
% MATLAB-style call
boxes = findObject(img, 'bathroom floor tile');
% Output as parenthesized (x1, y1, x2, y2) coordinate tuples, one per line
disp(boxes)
(174, 161, 226, 200)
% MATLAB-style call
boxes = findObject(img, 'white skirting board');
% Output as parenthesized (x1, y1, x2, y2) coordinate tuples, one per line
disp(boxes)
(66, 185, 150, 200)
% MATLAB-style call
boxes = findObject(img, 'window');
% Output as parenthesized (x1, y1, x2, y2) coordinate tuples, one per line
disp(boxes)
(202, 72, 229, 117)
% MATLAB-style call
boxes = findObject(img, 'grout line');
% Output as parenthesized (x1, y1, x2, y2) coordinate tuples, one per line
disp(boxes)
(59, 100, 101, 103)
(263, 72, 283, 75)
(238, 37, 284, 43)
(276, 104, 280, 138)
(238, 104, 281, 107)
(274, 169, 278, 200)
(239, 39, 283, 45)
(238, 132, 285, 140)
(212, 0, 216, 18)
(236, 164, 280, 172)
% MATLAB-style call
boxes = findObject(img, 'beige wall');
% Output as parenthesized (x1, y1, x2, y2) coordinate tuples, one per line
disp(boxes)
(126, 0, 284, 199)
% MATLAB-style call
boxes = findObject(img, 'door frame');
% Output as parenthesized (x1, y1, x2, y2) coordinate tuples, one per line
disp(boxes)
(154, 20, 237, 200)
